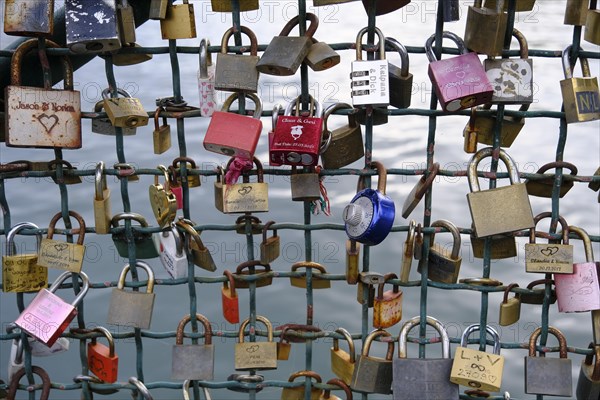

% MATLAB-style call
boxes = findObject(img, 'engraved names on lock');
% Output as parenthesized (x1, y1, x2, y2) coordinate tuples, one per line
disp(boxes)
(38, 239, 85, 272)
(18, 292, 73, 344)
(525, 244, 573, 273)
(223, 185, 267, 212)
(351, 63, 389, 102)
(2, 256, 46, 293)
(454, 348, 503, 388)
(576, 90, 600, 114)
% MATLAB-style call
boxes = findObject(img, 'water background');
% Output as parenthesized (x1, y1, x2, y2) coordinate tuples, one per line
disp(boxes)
(1, 1, 600, 399)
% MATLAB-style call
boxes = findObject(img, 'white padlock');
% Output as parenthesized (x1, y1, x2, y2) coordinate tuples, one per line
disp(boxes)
(351, 27, 390, 107)
(198, 38, 218, 117)
(159, 224, 188, 279)
(8, 337, 24, 382)
(29, 337, 70, 356)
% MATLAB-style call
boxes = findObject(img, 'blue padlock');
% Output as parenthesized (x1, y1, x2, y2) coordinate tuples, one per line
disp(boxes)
(343, 161, 395, 245)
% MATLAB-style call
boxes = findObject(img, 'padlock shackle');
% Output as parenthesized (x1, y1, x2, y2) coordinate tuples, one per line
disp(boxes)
(332, 327, 356, 363)
(199, 38, 212, 79)
(526, 279, 554, 291)
(10, 38, 73, 90)
(222, 270, 237, 297)
(272, 103, 283, 131)
(562, 45, 592, 79)
(322, 378, 352, 399)
(95, 161, 108, 200)
(291, 261, 327, 274)
(154, 107, 167, 131)
(566, 225, 594, 262)
(49, 271, 90, 307)
(397, 315, 450, 359)
(48, 159, 78, 178)
(529, 212, 570, 244)
(7, 366, 51, 400)
(220, 26, 258, 56)
(533, 161, 578, 176)
(362, 329, 394, 360)
(164, 223, 184, 257)
(357, 161, 388, 194)
(425, 31, 467, 63)
(235, 260, 271, 275)
(285, 94, 323, 118)
(323, 102, 353, 133)
(278, 12, 319, 39)
(279, 323, 322, 344)
(5, 222, 42, 256)
(111, 212, 149, 228)
(117, 262, 155, 293)
(467, 147, 521, 192)
(175, 313, 213, 345)
(182, 379, 212, 400)
(129, 377, 153, 400)
(221, 93, 263, 119)
(287, 369, 322, 383)
(156, 164, 171, 192)
(584, 342, 600, 380)
(528, 326, 568, 358)
(355, 27, 386, 61)
(114, 163, 137, 179)
(430, 219, 461, 259)
(47, 210, 86, 244)
(173, 156, 198, 170)
(7, 323, 24, 364)
(385, 37, 409, 77)
(175, 218, 207, 253)
(262, 220, 277, 243)
(511, 28, 529, 60)
(91, 327, 115, 357)
(502, 283, 519, 304)
(238, 315, 273, 343)
(101, 87, 133, 100)
(376, 273, 399, 298)
(460, 324, 501, 355)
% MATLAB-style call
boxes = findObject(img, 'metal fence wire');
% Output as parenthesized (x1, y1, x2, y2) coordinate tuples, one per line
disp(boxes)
(1, 0, 600, 399)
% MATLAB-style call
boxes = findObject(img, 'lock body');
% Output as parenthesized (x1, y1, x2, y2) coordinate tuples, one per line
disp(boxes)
(4, 0, 54, 36)
(464, 2, 508, 56)
(171, 314, 214, 381)
(107, 263, 155, 329)
(65, 0, 120, 53)
(160, 0, 196, 39)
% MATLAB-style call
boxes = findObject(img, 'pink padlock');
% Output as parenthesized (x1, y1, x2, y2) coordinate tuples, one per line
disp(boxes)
(555, 226, 600, 313)
(168, 166, 184, 210)
(15, 271, 89, 347)
(425, 31, 493, 112)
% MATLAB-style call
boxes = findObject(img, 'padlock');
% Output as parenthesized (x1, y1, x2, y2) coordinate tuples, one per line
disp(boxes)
(214, 157, 269, 214)
(471, 227, 517, 260)
(464, 0, 508, 56)
(129, 377, 153, 399)
(291, 166, 321, 201)
(320, 378, 352, 400)
(413, 223, 424, 260)
(7, 366, 51, 400)
(468, 103, 528, 147)
(525, 161, 578, 198)
(226, 373, 265, 394)
(4, 0, 54, 36)
(5, 39, 82, 149)
(112, 42, 154, 66)
(401, 163, 439, 218)
(555, 225, 600, 312)
(6, 326, 24, 382)
(111, 212, 159, 259)
(561, 45, 600, 123)
(149, 0, 168, 19)
(160, 0, 196, 39)
(290, 261, 331, 289)
(38, 211, 86, 273)
(15, 271, 89, 347)
(65, 0, 120, 53)
(281, 371, 322, 400)
(211, 0, 258, 11)
(484, 0, 535, 12)
(91, 90, 137, 135)
(520, 279, 557, 305)
(107, 262, 155, 329)
(48, 160, 82, 185)
(577, 343, 600, 399)
(93, 161, 112, 235)
(235, 315, 277, 370)
(222, 270, 240, 324)
(204, 93, 263, 159)
(114, 162, 139, 182)
(392, 315, 459, 399)
(350, 329, 394, 394)
(346, 239, 360, 285)
(425, 31, 493, 112)
(419, 219, 463, 284)
(159, 224, 188, 279)
(234, 260, 273, 289)
(172, 313, 214, 380)
(176, 218, 217, 272)
(351, 27, 390, 107)
(450, 324, 504, 391)
(149, 165, 178, 227)
(400, 221, 416, 283)
(355, 106, 389, 126)
(198, 38, 217, 117)
(88, 327, 118, 383)
(182, 380, 212, 400)
(463, 107, 479, 153)
(307, 37, 340, 72)
(467, 147, 534, 237)
(565, 0, 591, 25)
(320, 103, 363, 169)
(2, 222, 47, 293)
(277, 326, 293, 361)
(269, 104, 283, 167)
(260, 221, 280, 264)
(585, 2, 600, 44)
(172, 157, 201, 188)
(343, 161, 395, 245)
(499, 283, 521, 326)
(373, 273, 402, 329)
(385, 37, 413, 109)
(361, 0, 410, 15)
(330, 327, 356, 385)
(102, 88, 149, 128)
(270, 95, 323, 167)
(357, 273, 378, 306)
(168, 165, 184, 210)
(235, 215, 263, 235)
(256, 13, 318, 76)
(153, 108, 171, 155)
(215, 26, 260, 93)
(525, 326, 573, 396)
(29, 335, 70, 357)
(116, 0, 136, 45)
(484, 28, 534, 104)
(525, 212, 574, 274)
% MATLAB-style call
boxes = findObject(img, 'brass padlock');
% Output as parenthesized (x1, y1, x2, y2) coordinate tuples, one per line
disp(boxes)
(350, 329, 394, 394)
(419, 219, 462, 284)
(470, 224, 517, 260)
(565, 0, 590, 25)
(525, 212, 574, 274)
(235, 215, 263, 235)
(176, 218, 217, 272)
(306, 37, 340, 72)
(499, 283, 521, 326)
(464, 0, 508, 56)
(93, 161, 112, 234)
(215, 157, 269, 214)
(525, 326, 572, 396)
(235, 315, 277, 370)
(38, 211, 86, 273)
(468, 103, 528, 147)
(400, 221, 416, 283)
(2, 222, 48, 293)
(585, 3, 600, 45)
(112, 43, 154, 67)
(281, 371, 322, 400)
(345, 239, 360, 285)
(49, 160, 82, 185)
(173, 157, 201, 188)
(320, 103, 363, 169)
(211, 0, 258, 12)
(149, 165, 178, 228)
(463, 107, 479, 153)
(215, 26, 260, 93)
(520, 279, 557, 305)
(330, 327, 356, 385)
(102, 88, 149, 128)
(361, 0, 410, 15)
(484, 0, 535, 12)
(291, 166, 321, 202)
(290, 261, 331, 289)
(160, 0, 196, 40)
(149, 0, 168, 19)
(92, 92, 137, 136)
(234, 260, 273, 289)
(525, 161, 578, 198)
(114, 162, 139, 182)
(320, 378, 352, 400)
(385, 37, 413, 109)
(560, 45, 600, 124)
(117, 0, 136, 45)
(260, 221, 280, 264)
(4, 0, 54, 36)
(152, 107, 171, 154)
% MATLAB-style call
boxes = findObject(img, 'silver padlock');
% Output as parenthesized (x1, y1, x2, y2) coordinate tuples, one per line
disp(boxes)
(6, 325, 23, 382)
(159, 223, 188, 279)
(28, 336, 70, 357)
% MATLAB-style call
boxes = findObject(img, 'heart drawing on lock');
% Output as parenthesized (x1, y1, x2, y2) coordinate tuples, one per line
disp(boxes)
(245, 344, 260, 353)
(238, 186, 253, 196)
(53, 243, 69, 252)
(37, 113, 59, 134)
(540, 246, 559, 257)
(455, 70, 466, 80)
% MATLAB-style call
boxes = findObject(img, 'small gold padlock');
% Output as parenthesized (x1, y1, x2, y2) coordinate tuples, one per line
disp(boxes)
(149, 165, 178, 228)
(102, 88, 149, 128)
(49, 160, 82, 185)
(160, 0, 196, 40)
(260, 221, 280, 264)
(93, 161, 112, 234)
(153, 107, 171, 154)
(172, 157, 201, 188)
(38, 211, 87, 273)
(176, 218, 217, 272)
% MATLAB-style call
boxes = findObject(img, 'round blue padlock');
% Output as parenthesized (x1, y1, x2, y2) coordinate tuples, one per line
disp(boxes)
(343, 161, 395, 245)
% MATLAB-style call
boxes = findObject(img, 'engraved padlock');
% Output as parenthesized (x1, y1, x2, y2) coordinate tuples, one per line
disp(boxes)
(215, 157, 269, 214)
(351, 27, 390, 107)
(215, 26, 260, 93)
(93, 161, 112, 234)
(92, 89, 137, 135)
(235, 315, 277, 370)
(2, 222, 47, 293)
(525, 212, 574, 274)
(38, 211, 86, 273)
(560, 45, 600, 124)
(102, 88, 149, 128)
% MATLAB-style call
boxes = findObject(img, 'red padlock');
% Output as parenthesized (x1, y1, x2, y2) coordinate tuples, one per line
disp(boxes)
(88, 327, 119, 383)
(270, 95, 323, 167)
(222, 270, 240, 324)
(168, 165, 184, 210)
(203, 93, 263, 160)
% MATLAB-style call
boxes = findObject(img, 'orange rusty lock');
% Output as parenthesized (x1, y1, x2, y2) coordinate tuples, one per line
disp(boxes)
(373, 273, 403, 329)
